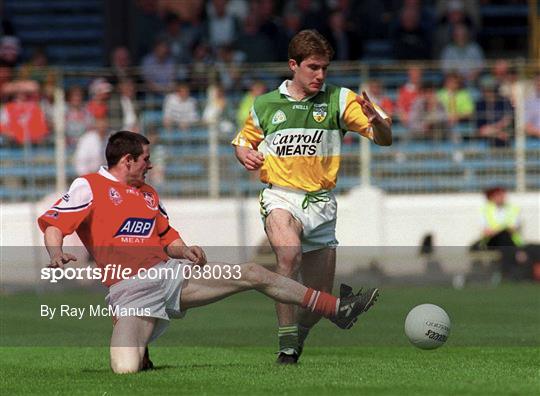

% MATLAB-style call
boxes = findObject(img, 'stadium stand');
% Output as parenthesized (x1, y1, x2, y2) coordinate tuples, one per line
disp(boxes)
(4, 0, 105, 66)
(1, 1, 538, 202)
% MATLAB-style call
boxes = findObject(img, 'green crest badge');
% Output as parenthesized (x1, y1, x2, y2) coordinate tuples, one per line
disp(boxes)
(271, 110, 287, 125)
(313, 103, 328, 123)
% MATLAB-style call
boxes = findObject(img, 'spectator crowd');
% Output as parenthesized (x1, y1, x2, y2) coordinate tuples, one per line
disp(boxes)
(1, 0, 538, 159)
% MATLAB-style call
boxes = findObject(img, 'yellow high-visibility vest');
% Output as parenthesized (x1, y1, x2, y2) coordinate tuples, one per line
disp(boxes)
(483, 202, 523, 246)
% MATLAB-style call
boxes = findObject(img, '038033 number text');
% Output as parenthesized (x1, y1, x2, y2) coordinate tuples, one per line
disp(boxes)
(182, 264, 242, 280)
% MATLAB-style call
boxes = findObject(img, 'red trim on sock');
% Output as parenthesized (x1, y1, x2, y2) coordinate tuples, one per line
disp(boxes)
(302, 288, 338, 318)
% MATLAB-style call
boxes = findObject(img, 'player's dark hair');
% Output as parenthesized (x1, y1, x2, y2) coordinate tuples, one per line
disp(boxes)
(288, 29, 334, 65)
(106, 131, 150, 168)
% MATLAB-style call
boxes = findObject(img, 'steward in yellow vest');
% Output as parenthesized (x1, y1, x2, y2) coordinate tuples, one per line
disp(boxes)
(481, 187, 523, 247)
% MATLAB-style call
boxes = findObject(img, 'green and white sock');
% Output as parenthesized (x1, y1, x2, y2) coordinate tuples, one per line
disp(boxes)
(278, 325, 298, 355)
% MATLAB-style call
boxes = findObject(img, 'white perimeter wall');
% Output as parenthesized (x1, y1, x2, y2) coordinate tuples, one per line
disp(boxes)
(1, 188, 538, 284)
(2, 187, 538, 248)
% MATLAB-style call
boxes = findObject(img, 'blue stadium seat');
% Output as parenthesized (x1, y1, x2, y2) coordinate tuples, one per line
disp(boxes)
(363, 39, 393, 61)
(141, 110, 163, 127)
(6, 0, 104, 65)
(165, 163, 205, 177)
(158, 128, 209, 143)
(526, 138, 540, 149)
(480, 5, 528, 17)
(5, 0, 102, 12)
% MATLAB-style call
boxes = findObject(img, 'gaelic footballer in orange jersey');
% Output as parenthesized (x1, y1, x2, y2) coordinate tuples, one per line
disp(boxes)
(37, 130, 381, 374)
(38, 167, 180, 286)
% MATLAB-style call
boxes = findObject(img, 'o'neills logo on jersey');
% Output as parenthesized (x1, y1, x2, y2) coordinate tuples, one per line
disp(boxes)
(109, 187, 123, 206)
(114, 218, 155, 238)
(313, 103, 327, 123)
(271, 130, 323, 156)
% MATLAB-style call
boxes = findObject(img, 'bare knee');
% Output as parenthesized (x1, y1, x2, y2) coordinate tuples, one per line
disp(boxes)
(111, 359, 141, 374)
(275, 249, 302, 277)
(110, 348, 142, 374)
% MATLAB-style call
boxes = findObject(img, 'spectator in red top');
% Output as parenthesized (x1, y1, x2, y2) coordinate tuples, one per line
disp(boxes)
(87, 78, 112, 120)
(396, 65, 423, 125)
(0, 80, 49, 145)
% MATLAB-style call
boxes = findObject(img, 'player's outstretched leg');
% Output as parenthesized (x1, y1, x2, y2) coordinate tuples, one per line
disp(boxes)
(180, 262, 379, 332)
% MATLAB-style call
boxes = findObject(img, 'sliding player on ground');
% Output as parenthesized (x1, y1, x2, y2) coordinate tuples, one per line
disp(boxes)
(39, 131, 379, 373)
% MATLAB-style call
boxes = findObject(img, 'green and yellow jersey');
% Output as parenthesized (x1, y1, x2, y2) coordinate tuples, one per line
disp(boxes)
(232, 81, 389, 192)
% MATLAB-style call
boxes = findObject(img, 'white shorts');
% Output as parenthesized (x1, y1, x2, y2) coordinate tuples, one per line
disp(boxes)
(259, 185, 339, 253)
(105, 258, 187, 344)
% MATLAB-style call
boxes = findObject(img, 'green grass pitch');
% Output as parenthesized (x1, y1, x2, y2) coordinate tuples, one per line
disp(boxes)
(1, 283, 539, 395)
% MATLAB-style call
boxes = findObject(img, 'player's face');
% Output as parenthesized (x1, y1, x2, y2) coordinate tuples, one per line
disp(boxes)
(291, 55, 329, 96)
(129, 145, 152, 187)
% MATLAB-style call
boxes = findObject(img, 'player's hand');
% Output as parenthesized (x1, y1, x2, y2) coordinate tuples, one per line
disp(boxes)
(183, 246, 207, 266)
(48, 252, 77, 268)
(356, 91, 380, 123)
(243, 149, 264, 171)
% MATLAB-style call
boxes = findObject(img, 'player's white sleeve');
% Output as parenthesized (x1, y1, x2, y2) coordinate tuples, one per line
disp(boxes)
(52, 178, 93, 212)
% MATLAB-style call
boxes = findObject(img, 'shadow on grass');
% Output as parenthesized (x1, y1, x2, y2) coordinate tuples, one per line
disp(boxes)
(81, 363, 249, 374)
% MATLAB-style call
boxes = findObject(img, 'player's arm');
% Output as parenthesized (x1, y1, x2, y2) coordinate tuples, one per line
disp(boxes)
(38, 177, 93, 268)
(342, 89, 392, 146)
(164, 238, 207, 266)
(357, 91, 392, 146)
(231, 109, 265, 170)
(43, 226, 77, 268)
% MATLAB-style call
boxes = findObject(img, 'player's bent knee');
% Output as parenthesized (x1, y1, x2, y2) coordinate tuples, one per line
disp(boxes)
(110, 348, 142, 374)
(111, 357, 141, 374)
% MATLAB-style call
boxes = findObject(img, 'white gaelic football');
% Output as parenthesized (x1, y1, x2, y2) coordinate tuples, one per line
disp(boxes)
(404, 304, 451, 350)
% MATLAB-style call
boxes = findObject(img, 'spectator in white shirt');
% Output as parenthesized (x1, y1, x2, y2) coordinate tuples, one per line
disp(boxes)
(163, 81, 200, 130)
(73, 118, 109, 176)
(440, 23, 484, 84)
(202, 83, 234, 135)
(141, 40, 175, 95)
(205, 0, 240, 50)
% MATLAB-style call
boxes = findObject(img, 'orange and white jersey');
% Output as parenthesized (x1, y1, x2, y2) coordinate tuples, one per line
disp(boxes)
(38, 167, 180, 286)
